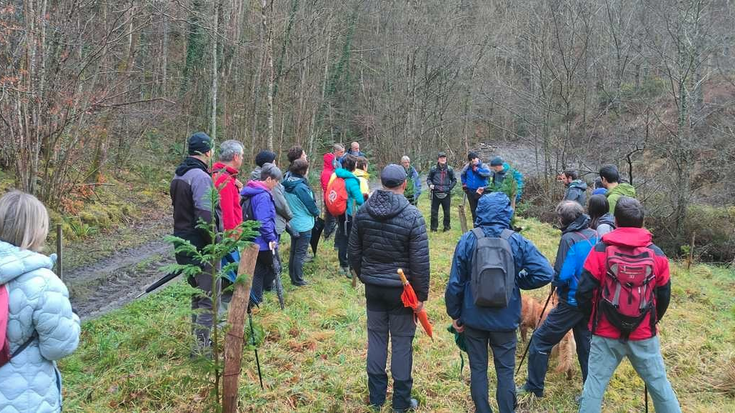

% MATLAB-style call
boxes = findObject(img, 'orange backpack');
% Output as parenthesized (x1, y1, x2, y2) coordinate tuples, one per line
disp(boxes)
(325, 177, 349, 216)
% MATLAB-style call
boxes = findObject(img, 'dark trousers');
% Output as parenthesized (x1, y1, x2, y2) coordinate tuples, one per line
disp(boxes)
(430, 192, 452, 231)
(289, 230, 311, 285)
(335, 214, 352, 268)
(365, 285, 417, 410)
(525, 300, 591, 394)
(176, 251, 219, 347)
(323, 199, 337, 239)
(250, 249, 276, 305)
(464, 327, 517, 413)
(465, 188, 482, 224)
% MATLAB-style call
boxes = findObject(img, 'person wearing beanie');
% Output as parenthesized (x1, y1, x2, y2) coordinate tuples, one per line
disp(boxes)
(349, 164, 430, 413)
(170, 132, 219, 355)
(460, 152, 491, 223)
(250, 149, 294, 241)
(427, 151, 457, 232)
(488, 156, 524, 205)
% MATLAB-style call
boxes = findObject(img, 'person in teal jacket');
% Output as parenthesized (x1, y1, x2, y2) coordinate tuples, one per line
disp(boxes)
(333, 155, 365, 276)
(283, 159, 320, 285)
(0, 191, 81, 413)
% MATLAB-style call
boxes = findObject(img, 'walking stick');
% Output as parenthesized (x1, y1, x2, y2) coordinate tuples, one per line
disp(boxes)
(645, 384, 649, 413)
(248, 310, 264, 389)
(516, 286, 556, 374)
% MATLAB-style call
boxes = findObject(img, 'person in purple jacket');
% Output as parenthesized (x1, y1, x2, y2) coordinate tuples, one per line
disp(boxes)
(240, 163, 282, 304)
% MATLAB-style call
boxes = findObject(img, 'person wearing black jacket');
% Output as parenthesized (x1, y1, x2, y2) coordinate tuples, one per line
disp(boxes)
(426, 151, 457, 232)
(349, 164, 430, 413)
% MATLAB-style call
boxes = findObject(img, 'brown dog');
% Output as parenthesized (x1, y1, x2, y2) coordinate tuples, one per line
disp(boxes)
(520, 294, 577, 380)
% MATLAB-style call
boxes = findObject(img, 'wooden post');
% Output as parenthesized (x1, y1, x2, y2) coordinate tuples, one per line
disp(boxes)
(56, 224, 63, 282)
(687, 232, 696, 271)
(458, 193, 469, 233)
(222, 244, 259, 413)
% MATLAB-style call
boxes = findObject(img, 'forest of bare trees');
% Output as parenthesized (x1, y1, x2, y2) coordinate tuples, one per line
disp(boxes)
(1, 0, 734, 258)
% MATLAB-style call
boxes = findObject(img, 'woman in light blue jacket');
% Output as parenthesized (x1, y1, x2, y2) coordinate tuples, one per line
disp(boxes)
(283, 159, 320, 286)
(0, 191, 81, 413)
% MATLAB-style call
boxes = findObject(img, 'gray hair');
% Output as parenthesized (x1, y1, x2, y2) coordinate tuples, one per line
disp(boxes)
(218, 140, 244, 162)
(333, 143, 345, 153)
(0, 190, 49, 252)
(260, 163, 283, 182)
(556, 200, 584, 227)
(401, 155, 410, 163)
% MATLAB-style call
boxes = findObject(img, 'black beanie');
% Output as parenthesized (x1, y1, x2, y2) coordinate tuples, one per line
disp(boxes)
(255, 150, 277, 167)
(188, 132, 213, 156)
(468, 151, 479, 162)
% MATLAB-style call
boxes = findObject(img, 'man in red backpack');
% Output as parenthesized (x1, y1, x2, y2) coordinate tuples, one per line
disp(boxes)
(575, 197, 681, 413)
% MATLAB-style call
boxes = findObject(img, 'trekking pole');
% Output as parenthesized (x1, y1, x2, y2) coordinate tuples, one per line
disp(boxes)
(516, 286, 556, 374)
(248, 310, 264, 389)
(645, 384, 649, 413)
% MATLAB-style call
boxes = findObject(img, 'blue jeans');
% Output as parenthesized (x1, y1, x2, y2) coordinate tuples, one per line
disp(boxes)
(464, 327, 517, 413)
(579, 335, 681, 413)
(525, 300, 591, 395)
(289, 231, 311, 285)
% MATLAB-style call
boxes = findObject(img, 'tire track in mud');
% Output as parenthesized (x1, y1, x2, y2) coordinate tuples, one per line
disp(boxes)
(67, 240, 178, 321)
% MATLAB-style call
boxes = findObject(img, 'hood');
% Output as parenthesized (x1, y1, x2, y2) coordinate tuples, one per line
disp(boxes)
(354, 169, 370, 180)
(568, 180, 587, 190)
(562, 213, 591, 234)
(335, 168, 358, 180)
(249, 166, 262, 182)
(475, 192, 513, 229)
(598, 213, 615, 227)
(282, 174, 307, 192)
(601, 227, 652, 248)
(608, 183, 636, 198)
(241, 180, 270, 197)
(212, 162, 239, 176)
(175, 157, 209, 177)
(323, 153, 336, 171)
(365, 190, 410, 220)
(0, 240, 55, 284)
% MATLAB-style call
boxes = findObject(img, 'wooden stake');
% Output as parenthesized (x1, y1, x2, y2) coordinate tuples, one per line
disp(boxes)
(687, 232, 696, 271)
(223, 244, 259, 413)
(458, 193, 468, 233)
(56, 224, 63, 282)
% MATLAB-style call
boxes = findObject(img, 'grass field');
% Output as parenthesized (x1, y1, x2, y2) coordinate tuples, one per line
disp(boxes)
(60, 197, 735, 412)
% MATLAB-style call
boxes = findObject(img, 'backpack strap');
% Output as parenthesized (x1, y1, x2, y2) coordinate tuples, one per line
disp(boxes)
(11, 331, 37, 358)
(499, 229, 514, 241)
(471, 228, 485, 240)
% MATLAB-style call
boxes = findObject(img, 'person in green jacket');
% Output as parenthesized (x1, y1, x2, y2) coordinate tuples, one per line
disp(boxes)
(599, 165, 636, 214)
(333, 155, 365, 276)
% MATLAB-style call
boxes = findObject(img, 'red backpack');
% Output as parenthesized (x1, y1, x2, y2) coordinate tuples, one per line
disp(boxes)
(325, 177, 349, 216)
(594, 244, 658, 340)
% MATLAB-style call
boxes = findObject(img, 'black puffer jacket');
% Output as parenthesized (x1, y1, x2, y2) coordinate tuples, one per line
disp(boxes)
(348, 189, 430, 301)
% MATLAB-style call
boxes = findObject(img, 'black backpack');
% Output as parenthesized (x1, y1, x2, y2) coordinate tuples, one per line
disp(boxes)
(241, 196, 254, 222)
(470, 228, 516, 308)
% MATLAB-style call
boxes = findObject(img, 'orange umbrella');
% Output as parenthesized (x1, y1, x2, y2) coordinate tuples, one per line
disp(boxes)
(397, 269, 433, 339)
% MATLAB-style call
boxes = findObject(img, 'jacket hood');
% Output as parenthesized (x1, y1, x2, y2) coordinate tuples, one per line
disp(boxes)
(323, 153, 336, 170)
(241, 180, 270, 197)
(568, 180, 587, 190)
(212, 162, 239, 176)
(608, 183, 636, 197)
(598, 213, 615, 227)
(475, 192, 513, 229)
(354, 169, 370, 180)
(249, 166, 262, 182)
(601, 227, 652, 248)
(562, 213, 591, 234)
(365, 190, 410, 220)
(0, 241, 55, 284)
(335, 168, 358, 180)
(175, 156, 209, 177)
(282, 174, 307, 192)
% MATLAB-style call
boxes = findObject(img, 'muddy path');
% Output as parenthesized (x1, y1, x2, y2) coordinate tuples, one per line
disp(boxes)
(65, 216, 179, 321)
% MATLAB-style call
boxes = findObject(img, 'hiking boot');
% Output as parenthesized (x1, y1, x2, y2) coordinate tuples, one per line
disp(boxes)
(430, 228, 438, 232)
(393, 398, 418, 412)
(339, 267, 351, 278)
(443, 227, 451, 232)
(516, 385, 543, 398)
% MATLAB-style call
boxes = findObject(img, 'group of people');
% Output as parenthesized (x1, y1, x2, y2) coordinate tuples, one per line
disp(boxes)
(0, 129, 682, 413)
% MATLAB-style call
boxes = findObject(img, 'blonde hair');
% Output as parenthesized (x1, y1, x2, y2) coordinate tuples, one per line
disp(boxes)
(0, 190, 49, 252)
